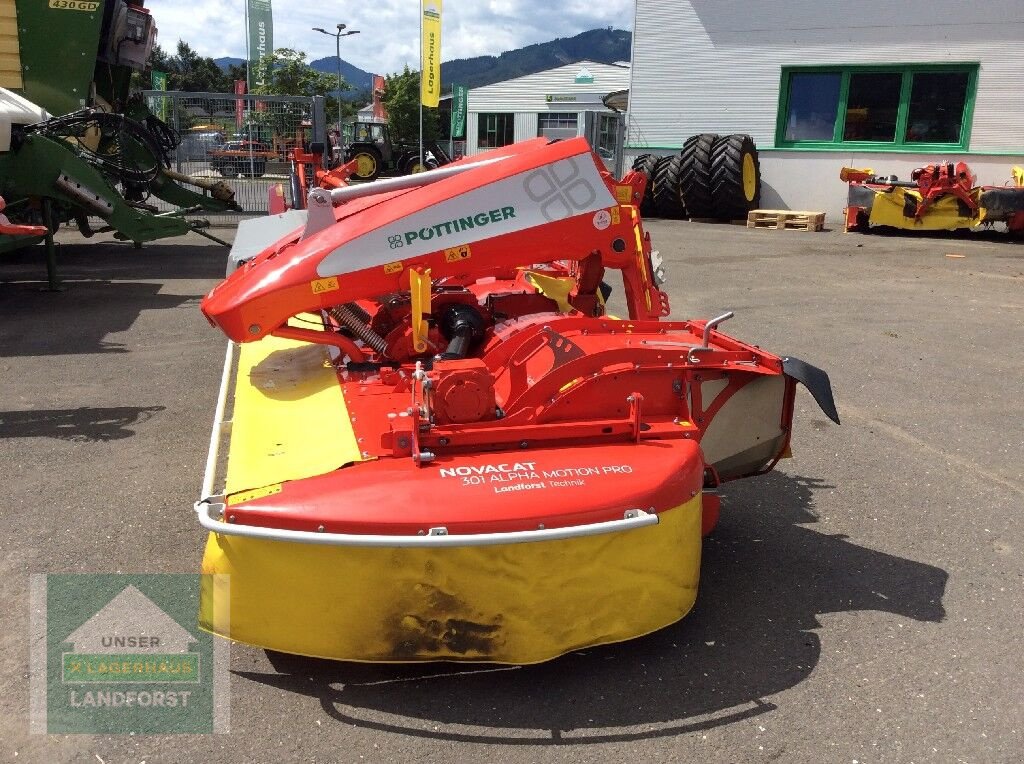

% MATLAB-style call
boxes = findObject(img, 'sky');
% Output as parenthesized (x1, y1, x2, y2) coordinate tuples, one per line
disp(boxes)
(144, 0, 634, 74)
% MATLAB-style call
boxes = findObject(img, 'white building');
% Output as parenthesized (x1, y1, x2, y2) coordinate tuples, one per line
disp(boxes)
(465, 60, 631, 172)
(627, 1, 1024, 218)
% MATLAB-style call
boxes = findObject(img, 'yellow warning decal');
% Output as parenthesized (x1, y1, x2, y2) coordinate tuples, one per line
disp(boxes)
(227, 483, 283, 506)
(615, 185, 632, 203)
(310, 276, 339, 294)
(48, 0, 99, 9)
(384, 261, 403, 275)
(610, 206, 620, 225)
(444, 244, 472, 263)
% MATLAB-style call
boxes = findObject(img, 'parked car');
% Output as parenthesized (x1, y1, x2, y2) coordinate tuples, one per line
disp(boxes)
(179, 130, 225, 162)
(207, 141, 277, 178)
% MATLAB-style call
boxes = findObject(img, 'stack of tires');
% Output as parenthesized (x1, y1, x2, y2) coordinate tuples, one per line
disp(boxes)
(630, 153, 661, 218)
(632, 134, 761, 221)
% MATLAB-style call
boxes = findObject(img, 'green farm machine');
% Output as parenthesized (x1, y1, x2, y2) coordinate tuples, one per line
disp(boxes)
(0, 0, 238, 287)
(341, 118, 452, 182)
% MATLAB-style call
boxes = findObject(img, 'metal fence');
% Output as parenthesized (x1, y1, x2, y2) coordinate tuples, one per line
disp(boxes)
(142, 90, 325, 223)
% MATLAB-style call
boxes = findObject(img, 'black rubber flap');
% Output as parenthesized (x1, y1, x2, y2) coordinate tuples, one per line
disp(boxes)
(782, 357, 840, 425)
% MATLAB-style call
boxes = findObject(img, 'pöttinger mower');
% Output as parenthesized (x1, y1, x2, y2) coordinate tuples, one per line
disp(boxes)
(841, 162, 1024, 235)
(196, 136, 839, 664)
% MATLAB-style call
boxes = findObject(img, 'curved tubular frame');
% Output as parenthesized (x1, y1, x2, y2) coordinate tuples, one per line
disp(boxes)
(271, 324, 366, 362)
(195, 500, 657, 547)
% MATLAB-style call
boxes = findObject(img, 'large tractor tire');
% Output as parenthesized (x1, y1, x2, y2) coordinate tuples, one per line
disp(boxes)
(679, 133, 718, 218)
(710, 134, 761, 220)
(646, 156, 673, 218)
(651, 154, 688, 219)
(348, 145, 382, 182)
(404, 153, 439, 174)
(631, 153, 660, 216)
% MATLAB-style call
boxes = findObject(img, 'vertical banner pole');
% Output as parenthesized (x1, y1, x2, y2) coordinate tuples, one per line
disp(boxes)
(244, 1, 251, 92)
(419, 1, 441, 169)
(449, 83, 465, 160)
(243, 0, 252, 179)
(418, 1, 423, 168)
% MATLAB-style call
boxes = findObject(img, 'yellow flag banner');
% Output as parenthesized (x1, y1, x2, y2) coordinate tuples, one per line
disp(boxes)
(420, 0, 442, 107)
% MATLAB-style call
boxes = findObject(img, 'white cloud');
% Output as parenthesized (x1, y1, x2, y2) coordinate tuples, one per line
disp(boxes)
(144, 0, 633, 75)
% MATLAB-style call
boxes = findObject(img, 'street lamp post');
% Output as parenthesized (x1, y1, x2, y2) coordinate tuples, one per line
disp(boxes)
(313, 23, 361, 157)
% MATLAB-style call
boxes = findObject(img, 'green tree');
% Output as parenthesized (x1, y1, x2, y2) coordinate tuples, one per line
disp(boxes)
(246, 48, 353, 142)
(249, 48, 357, 129)
(382, 65, 440, 145)
(227, 62, 247, 85)
(149, 41, 232, 92)
(249, 48, 345, 98)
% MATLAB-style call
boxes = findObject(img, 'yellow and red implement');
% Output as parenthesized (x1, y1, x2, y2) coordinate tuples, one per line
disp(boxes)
(196, 137, 838, 663)
(842, 161, 1024, 234)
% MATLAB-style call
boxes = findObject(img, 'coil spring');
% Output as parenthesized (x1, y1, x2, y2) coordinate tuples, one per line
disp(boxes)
(330, 304, 387, 354)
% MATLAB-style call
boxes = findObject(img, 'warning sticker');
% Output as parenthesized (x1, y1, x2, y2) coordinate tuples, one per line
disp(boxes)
(310, 277, 339, 294)
(615, 185, 632, 204)
(444, 245, 472, 263)
(610, 206, 620, 225)
(384, 261, 403, 275)
(592, 210, 612, 230)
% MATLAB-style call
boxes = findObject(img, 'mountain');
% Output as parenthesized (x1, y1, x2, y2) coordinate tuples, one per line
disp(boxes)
(441, 28, 631, 90)
(213, 56, 372, 100)
(214, 56, 245, 70)
(212, 27, 632, 98)
(308, 57, 375, 94)
(305, 27, 631, 91)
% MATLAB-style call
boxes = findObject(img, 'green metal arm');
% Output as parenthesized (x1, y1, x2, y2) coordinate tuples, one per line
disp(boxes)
(0, 134, 193, 242)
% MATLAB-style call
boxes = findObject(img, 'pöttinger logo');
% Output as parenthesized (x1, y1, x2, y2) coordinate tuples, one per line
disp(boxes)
(523, 157, 599, 222)
(31, 574, 230, 734)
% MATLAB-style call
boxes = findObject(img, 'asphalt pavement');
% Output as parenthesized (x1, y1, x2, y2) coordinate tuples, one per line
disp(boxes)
(1, 220, 1022, 763)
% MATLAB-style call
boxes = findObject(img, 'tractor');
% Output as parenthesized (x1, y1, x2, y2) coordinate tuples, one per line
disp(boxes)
(341, 117, 451, 182)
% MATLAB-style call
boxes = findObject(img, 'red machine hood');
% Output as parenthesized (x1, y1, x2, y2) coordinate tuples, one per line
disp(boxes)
(201, 137, 618, 342)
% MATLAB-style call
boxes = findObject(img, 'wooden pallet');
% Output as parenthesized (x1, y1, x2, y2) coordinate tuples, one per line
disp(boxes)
(747, 209, 826, 232)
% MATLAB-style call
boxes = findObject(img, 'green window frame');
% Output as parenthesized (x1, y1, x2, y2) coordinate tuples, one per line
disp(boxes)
(775, 63, 979, 152)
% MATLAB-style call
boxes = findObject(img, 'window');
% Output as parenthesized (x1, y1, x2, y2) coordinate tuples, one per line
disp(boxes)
(595, 113, 619, 167)
(344, 123, 386, 144)
(478, 113, 514, 148)
(907, 71, 971, 144)
(784, 72, 840, 141)
(538, 112, 579, 141)
(843, 72, 901, 142)
(777, 64, 977, 150)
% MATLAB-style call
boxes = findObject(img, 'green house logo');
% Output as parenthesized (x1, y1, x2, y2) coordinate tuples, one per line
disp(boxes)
(574, 67, 594, 84)
(61, 586, 201, 685)
(31, 574, 229, 735)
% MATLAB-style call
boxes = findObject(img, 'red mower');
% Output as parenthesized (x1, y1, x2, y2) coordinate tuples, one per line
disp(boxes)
(195, 137, 838, 664)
